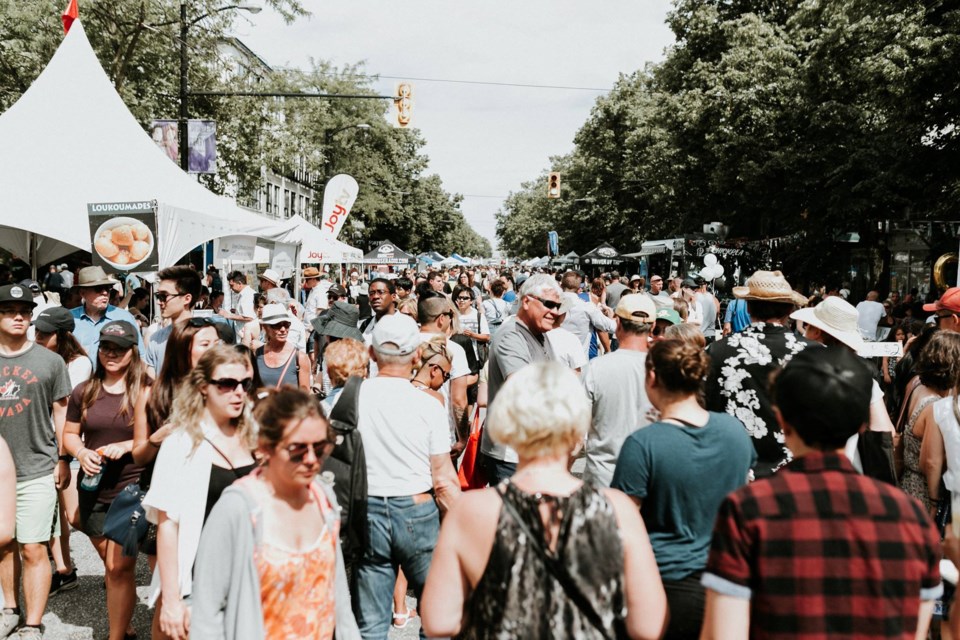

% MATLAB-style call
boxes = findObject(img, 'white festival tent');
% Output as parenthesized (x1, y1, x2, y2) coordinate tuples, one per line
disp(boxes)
(276, 215, 363, 264)
(0, 20, 295, 268)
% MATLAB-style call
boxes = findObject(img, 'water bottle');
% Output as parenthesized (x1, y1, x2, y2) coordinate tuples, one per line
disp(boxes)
(80, 448, 104, 491)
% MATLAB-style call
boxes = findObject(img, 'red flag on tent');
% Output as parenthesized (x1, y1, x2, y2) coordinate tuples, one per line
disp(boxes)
(62, 0, 79, 34)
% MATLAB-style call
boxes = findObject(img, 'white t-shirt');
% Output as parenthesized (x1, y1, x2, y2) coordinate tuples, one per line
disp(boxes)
(458, 311, 490, 359)
(420, 332, 471, 443)
(67, 356, 93, 391)
(358, 377, 451, 496)
(546, 327, 588, 371)
(856, 300, 886, 341)
(844, 380, 886, 472)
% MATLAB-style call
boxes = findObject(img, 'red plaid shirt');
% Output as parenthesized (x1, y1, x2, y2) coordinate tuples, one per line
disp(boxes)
(703, 451, 942, 639)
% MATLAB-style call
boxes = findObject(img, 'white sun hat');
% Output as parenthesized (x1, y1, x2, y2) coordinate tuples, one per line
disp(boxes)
(790, 296, 865, 352)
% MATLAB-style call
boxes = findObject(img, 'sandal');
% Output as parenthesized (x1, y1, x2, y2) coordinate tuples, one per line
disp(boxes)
(392, 610, 411, 629)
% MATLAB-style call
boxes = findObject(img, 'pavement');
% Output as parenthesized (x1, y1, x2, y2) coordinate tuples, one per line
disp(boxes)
(33, 529, 422, 639)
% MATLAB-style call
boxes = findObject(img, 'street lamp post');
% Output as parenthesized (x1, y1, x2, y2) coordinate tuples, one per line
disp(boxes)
(179, 1, 261, 173)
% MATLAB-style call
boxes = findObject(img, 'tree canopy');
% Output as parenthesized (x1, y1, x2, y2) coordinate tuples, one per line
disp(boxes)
(496, 0, 960, 272)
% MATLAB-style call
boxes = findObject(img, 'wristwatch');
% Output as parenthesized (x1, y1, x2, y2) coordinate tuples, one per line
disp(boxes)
(58, 454, 72, 463)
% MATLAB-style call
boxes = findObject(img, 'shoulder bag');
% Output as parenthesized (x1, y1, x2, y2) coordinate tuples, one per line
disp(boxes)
(103, 483, 148, 557)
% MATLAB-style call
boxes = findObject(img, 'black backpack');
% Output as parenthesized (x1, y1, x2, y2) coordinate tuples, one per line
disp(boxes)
(322, 376, 368, 568)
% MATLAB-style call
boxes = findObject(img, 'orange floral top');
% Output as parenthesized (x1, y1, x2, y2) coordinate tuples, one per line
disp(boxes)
(254, 485, 338, 640)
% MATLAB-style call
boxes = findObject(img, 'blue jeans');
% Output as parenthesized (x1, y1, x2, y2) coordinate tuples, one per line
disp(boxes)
(354, 496, 440, 639)
(480, 452, 517, 486)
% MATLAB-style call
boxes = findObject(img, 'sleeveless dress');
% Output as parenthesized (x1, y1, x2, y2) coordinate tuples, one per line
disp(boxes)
(902, 394, 940, 509)
(458, 481, 627, 640)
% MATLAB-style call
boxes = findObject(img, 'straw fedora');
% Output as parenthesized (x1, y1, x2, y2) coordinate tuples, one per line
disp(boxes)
(790, 296, 865, 352)
(733, 270, 808, 307)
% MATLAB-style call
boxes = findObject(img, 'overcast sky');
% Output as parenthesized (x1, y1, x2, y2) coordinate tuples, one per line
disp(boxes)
(236, 1, 676, 252)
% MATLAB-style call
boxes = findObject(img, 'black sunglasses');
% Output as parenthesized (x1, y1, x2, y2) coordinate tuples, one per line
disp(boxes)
(936, 313, 957, 324)
(155, 292, 185, 303)
(528, 295, 562, 311)
(283, 440, 336, 463)
(327, 293, 340, 299)
(208, 377, 254, 393)
(431, 363, 452, 383)
(266, 322, 292, 330)
(89, 285, 113, 294)
(456, 296, 473, 301)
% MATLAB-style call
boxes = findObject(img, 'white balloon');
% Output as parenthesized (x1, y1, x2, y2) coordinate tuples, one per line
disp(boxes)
(714, 264, 725, 278)
(703, 253, 718, 267)
(699, 266, 716, 281)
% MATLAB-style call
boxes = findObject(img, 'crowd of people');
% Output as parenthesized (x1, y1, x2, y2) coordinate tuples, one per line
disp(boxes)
(0, 256, 959, 639)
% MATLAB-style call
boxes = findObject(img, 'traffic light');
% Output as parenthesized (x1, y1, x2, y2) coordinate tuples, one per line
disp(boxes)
(393, 82, 414, 128)
(547, 172, 561, 199)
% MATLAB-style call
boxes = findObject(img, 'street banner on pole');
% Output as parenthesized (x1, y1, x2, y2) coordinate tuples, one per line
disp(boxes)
(88, 200, 159, 272)
(320, 174, 359, 240)
(547, 231, 559, 257)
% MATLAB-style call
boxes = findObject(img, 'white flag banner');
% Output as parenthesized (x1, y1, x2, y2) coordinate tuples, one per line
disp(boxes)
(217, 235, 257, 262)
(271, 242, 298, 279)
(320, 174, 359, 240)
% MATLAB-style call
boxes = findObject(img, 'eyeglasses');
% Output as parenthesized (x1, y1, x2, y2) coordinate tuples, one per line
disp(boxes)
(155, 292, 185, 304)
(327, 293, 340, 299)
(430, 363, 452, 383)
(936, 313, 957, 324)
(283, 440, 336, 463)
(88, 285, 113, 294)
(99, 343, 131, 356)
(528, 295, 562, 311)
(266, 322, 291, 330)
(456, 296, 473, 302)
(0, 306, 32, 317)
(208, 377, 254, 393)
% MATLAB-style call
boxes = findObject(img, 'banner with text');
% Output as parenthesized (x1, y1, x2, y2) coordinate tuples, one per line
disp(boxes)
(88, 201, 159, 272)
(320, 174, 359, 240)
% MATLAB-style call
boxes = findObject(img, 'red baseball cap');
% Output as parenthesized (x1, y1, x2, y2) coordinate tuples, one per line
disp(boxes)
(923, 287, 960, 313)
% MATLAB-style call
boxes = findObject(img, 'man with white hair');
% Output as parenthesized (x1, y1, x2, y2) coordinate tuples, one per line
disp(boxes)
(480, 273, 563, 483)
(354, 313, 460, 637)
(57, 265, 73, 290)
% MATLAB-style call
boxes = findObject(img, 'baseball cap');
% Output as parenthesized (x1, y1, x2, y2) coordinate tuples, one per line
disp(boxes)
(0, 284, 37, 308)
(99, 320, 138, 348)
(34, 307, 75, 333)
(615, 294, 656, 324)
(327, 284, 347, 297)
(372, 313, 421, 356)
(19, 279, 41, 294)
(681, 278, 697, 289)
(655, 308, 681, 326)
(923, 287, 960, 314)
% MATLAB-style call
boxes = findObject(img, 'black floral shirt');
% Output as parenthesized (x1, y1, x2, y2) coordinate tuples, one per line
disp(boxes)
(705, 323, 818, 478)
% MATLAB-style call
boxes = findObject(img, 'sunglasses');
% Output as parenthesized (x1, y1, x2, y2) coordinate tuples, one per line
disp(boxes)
(327, 293, 340, 299)
(266, 322, 291, 330)
(528, 295, 562, 311)
(430, 363, 452, 383)
(456, 296, 473, 301)
(936, 313, 957, 324)
(208, 377, 254, 393)
(89, 285, 113, 294)
(99, 343, 131, 356)
(155, 292, 185, 303)
(283, 440, 336, 463)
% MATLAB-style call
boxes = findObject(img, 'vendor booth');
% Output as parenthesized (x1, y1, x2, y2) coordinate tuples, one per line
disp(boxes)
(580, 243, 632, 274)
(364, 241, 415, 268)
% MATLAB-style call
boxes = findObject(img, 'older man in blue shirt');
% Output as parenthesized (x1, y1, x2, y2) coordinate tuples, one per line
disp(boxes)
(70, 266, 143, 365)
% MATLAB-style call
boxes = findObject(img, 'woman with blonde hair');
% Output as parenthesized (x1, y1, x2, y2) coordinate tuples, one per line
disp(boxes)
(422, 362, 667, 639)
(191, 388, 359, 639)
(664, 321, 707, 349)
(143, 345, 258, 640)
(320, 338, 369, 416)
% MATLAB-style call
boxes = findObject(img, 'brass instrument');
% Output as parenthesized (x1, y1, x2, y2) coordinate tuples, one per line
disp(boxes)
(933, 252, 958, 291)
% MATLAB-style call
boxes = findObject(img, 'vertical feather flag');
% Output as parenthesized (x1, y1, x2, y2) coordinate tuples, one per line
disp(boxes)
(62, 0, 79, 34)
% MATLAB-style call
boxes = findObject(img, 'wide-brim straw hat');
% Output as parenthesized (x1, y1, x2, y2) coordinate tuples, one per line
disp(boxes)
(790, 296, 865, 352)
(733, 270, 808, 307)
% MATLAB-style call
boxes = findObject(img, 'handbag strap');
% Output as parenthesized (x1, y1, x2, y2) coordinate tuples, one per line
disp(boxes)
(497, 484, 613, 640)
(204, 437, 244, 478)
(274, 349, 297, 390)
(895, 377, 923, 434)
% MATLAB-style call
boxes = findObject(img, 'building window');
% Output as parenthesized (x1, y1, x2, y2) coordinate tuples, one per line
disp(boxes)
(265, 183, 273, 217)
(273, 185, 280, 216)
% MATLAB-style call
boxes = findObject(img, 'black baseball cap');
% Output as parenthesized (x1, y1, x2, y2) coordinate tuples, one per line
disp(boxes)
(99, 320, 138, 348)
(34, 307, 75, 333)
(0, 284, 38, 308)
(19, 279, 41, 293)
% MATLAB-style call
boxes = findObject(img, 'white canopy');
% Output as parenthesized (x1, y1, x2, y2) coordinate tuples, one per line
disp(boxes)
(275, 215, 363, 264)
(0, 20, 294, 266)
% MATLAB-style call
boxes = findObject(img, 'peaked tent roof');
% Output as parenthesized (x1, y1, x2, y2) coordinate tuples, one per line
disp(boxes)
(0, 21, 294, 266)
(364, 240, 414, 265)
(274, 215, 362, 264)
(580, 242, 626, 266)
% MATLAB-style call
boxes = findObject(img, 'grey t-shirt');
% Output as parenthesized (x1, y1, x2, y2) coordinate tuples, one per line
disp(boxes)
(605, 282, 629, 309)
(0, 343, 72, 481)
(581, 348, 654, 486)
(481, 317, 556, 463)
